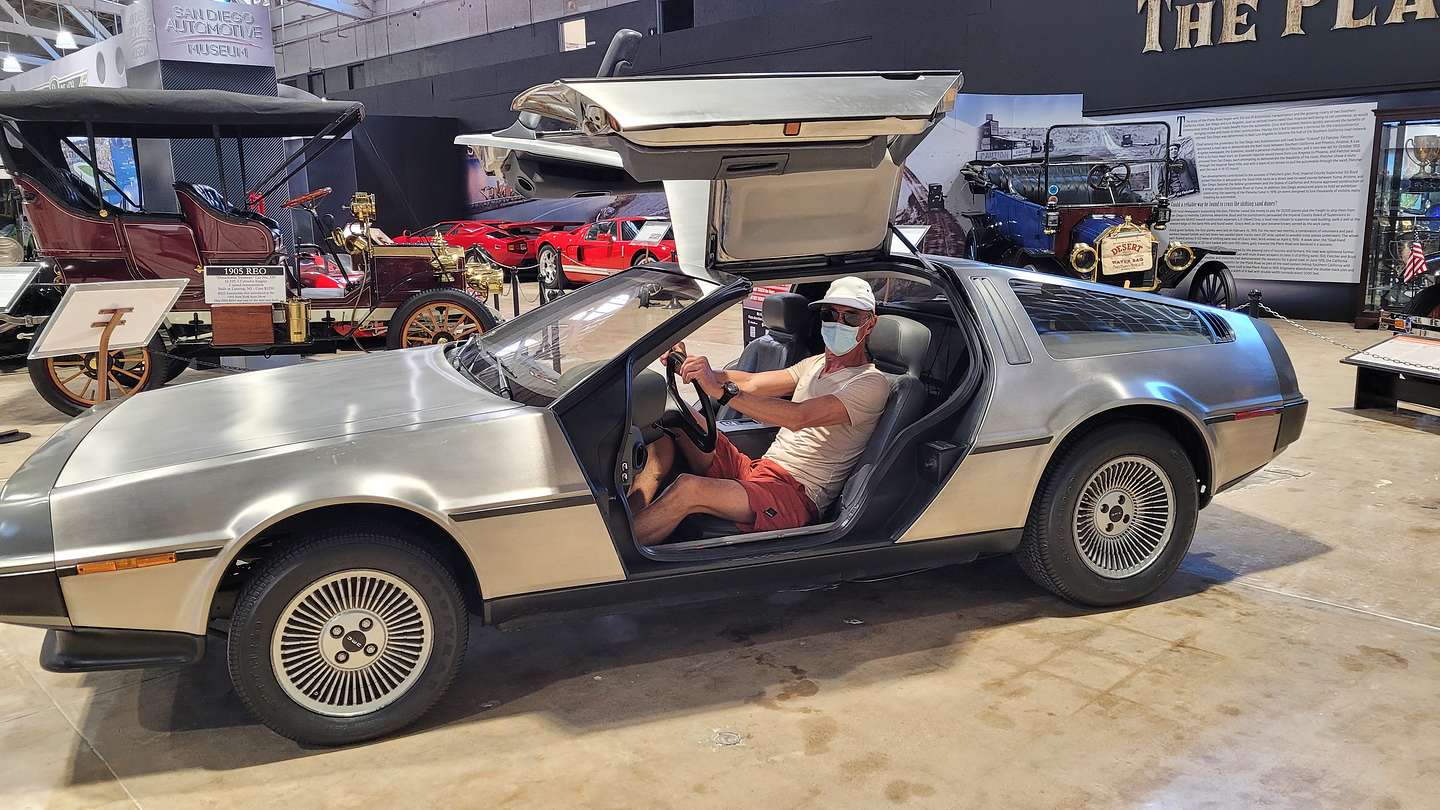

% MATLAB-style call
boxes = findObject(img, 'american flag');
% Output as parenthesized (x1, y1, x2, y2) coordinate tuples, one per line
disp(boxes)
(1404, 241, 1429, 282)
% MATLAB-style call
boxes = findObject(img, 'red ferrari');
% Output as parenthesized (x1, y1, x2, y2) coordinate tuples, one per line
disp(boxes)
(534, 217, 677, 300)
(394, 219, 575, 274)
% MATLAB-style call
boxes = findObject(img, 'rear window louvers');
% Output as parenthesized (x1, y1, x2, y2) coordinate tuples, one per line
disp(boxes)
(1200, 311, 1235, 343)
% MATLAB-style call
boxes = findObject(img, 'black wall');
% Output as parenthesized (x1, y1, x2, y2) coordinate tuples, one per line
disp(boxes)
(328, 0, 1440, 130)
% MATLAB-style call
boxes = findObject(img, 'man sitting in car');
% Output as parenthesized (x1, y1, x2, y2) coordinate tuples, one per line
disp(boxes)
(629, 277, 892, 545)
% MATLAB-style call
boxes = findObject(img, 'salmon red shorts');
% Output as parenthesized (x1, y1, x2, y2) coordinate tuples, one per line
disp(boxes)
(703, 433, 818, 532)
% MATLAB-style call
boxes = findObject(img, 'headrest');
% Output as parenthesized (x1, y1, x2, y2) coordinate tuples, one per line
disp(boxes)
(868, 315, 930, 376)
(761, 292, 811, 337)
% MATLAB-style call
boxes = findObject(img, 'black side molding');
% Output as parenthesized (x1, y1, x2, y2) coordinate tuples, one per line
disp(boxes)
(0, 569, 69, 629)
(40, 627, 205, 673)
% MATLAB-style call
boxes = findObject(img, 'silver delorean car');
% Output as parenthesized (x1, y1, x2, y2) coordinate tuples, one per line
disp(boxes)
(0, 72, 1306, 745)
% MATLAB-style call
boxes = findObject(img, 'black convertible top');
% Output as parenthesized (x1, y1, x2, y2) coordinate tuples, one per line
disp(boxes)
(0, 87, 363, 138)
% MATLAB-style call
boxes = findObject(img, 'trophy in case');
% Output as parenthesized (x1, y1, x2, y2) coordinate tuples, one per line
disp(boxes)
(1406, 135, 1440, 178)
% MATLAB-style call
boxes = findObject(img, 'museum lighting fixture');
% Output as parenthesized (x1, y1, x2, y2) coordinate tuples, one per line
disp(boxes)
(53, 1, 75, 49)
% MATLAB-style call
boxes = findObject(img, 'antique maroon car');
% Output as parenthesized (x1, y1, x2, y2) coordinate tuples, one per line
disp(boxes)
(0, 88, 500, 415)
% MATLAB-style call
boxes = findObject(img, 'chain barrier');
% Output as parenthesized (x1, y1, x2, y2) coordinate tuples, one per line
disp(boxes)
(1239, 293, 1440, 377)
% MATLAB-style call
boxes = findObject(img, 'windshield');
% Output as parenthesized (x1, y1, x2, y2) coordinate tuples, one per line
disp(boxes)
(450, 269, 721, 406)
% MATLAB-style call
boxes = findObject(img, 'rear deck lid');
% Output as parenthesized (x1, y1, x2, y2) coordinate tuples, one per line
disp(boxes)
(456, 72, 962, 270)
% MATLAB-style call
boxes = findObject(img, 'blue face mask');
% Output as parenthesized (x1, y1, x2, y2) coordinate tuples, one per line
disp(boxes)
(821, 322, 861, 356)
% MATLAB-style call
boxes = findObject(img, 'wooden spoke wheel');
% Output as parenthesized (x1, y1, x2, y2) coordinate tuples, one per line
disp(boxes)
(27, 335, 166, 417)
(385, 289, 497, 351)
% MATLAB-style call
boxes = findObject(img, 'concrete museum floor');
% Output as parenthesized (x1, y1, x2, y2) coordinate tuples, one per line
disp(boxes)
(0, 316, 1436, 809)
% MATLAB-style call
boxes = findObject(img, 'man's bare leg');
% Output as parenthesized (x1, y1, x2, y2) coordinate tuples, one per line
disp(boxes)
(627, 433, 676, 511)
(633, 474, 754, 546)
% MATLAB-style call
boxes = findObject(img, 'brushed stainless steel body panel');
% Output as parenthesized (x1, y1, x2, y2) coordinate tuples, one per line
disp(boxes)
(49, 357, 621, 633)
(897, 264, 1291, 544)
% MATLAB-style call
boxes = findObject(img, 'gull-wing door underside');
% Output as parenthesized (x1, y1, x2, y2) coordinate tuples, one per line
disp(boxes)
(456, 71, 962, 270)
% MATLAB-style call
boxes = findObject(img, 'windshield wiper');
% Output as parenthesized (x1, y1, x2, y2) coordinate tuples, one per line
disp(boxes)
(455, 335, 513, 400)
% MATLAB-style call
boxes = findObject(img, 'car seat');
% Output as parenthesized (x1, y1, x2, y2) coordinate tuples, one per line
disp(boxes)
(673, 314, 932, 541)
(717, 292, 812, 420)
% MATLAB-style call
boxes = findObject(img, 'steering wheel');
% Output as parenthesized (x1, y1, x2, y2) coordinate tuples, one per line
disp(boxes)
(282, 187, 332, 209)
(1086, 163, 1132, 192)
(663, 350, 718, 454)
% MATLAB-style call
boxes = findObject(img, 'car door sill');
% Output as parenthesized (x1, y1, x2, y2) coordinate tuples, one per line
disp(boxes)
(657, 521, 838, 553)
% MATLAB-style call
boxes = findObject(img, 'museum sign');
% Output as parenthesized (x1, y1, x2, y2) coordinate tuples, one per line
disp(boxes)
(1136, 0, 1438, 52)
(124, 0, 276, 68)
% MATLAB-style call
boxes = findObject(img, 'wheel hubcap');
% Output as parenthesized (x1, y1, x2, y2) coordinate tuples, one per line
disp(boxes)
(1073, 456, 1175, 579)
(271, 569, 433, 717)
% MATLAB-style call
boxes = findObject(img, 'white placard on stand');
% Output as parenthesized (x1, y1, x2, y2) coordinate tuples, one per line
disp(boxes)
(29, 279, 188, 360)
(0, 264, 42, 444)
(0, 263, 40, 314)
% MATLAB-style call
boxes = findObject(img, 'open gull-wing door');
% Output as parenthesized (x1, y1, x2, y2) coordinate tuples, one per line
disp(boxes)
(456, 71, 962, 271)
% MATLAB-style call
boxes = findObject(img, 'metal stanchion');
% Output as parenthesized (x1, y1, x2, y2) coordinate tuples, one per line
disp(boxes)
(511, 268, 521, 318)
(1247, 289, 1263, 319)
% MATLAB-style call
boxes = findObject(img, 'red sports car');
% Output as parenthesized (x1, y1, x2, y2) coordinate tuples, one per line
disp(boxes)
(534, 217, 677, 300)
(394, 219, 574, 273)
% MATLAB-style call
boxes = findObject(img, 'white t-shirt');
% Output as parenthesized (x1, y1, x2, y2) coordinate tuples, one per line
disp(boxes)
(762, 355, 892, 511)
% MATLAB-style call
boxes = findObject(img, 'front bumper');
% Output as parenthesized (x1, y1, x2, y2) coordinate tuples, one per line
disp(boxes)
(41, 627, 205, 672)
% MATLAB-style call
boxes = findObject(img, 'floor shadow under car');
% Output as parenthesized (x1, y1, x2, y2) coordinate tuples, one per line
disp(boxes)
(58, 503, 1327, 781)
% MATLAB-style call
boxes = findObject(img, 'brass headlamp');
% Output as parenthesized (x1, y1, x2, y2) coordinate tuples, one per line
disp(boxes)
(1069, 242, 1099, 278)
(1163, 241, 1197, 272)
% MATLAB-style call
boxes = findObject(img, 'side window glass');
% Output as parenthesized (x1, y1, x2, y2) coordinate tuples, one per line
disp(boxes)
(1009, 279, 1216, 359)
(620, 220, 640, 240)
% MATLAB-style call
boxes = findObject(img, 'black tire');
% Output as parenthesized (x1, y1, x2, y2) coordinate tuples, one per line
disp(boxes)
(385, 288, 498, 350)
(1187, 262, 1237, 310)
(1016, 421, 1198, 606)
(27, 333, 168, 417)
(630, 250, 655, 268)
(536, 244, 568, 303)
(227, 530, 468, 746)
(161, 351, 190, 383)
(1407, 283, 1440, 317)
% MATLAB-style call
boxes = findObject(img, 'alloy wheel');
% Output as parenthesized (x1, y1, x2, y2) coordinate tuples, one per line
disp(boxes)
(270, 569, 434, 718)
(1072, 455, 1175, 579)
(538, 250, 559, 287)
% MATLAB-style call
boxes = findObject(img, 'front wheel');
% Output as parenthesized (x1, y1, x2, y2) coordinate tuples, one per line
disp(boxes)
(1016, 421, 1198, 606)
(385, 288, 496, 350)
(1187, 262, 1237, 310)
(227, 531, 468, 745)
(536, 245, 568, 303)
(27, 333, 167, 416)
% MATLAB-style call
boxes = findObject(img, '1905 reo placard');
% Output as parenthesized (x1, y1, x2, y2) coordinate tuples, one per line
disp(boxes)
(204, 265, 285, 304)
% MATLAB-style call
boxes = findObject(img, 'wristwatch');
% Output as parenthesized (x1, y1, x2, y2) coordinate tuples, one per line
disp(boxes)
(718, 380, 741, 407)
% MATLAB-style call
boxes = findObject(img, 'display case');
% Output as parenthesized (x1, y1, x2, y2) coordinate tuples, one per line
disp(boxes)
(1358, 110, 1440, 324)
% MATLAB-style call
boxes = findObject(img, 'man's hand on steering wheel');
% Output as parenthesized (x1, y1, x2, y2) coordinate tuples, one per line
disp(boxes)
(678, 353, 724, 399)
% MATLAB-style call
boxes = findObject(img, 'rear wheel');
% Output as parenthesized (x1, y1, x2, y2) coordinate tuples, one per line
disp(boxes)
(630, 250, 656, 268)
(385, 288, 496, 350)
(1187, 262, 1237, 310)
(227, 530, 468, 745)
(27, 334, 167, 416)
(1016, 421, 1198, 606)
(537, 245, 568, 303)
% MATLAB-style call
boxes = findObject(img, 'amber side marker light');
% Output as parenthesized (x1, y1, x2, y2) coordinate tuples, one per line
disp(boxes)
(783, 122, 802, 136)
(77, 552, 178, 576)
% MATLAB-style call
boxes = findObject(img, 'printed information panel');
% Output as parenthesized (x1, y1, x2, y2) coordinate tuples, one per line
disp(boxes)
(204, 265, 285, 304)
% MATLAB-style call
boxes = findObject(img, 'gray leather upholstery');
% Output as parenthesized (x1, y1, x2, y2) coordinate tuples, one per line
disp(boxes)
(717, 292, 812, 420)
(829, 315, 932, 520)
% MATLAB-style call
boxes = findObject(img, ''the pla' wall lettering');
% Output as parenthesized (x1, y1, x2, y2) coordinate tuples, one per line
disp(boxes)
(1139, 0, 1438, 52)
